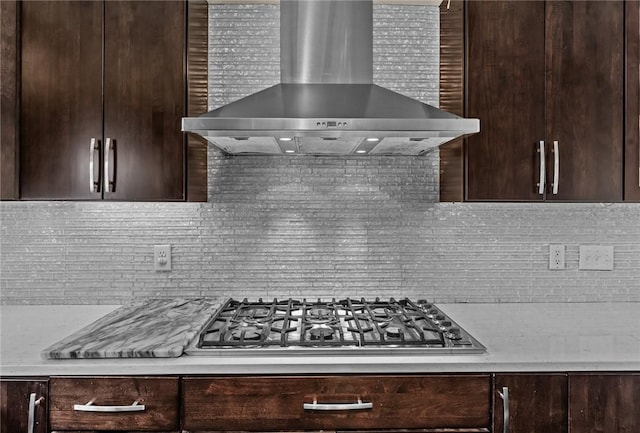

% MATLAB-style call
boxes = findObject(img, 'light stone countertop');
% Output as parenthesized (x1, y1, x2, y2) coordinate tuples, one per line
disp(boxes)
(1, 302, 639, 376)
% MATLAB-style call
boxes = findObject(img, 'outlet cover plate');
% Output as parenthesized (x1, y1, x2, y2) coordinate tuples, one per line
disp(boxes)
(579, 245, 613, 271)
(549, 244, 565, 270)
(154, 245, 171, 272)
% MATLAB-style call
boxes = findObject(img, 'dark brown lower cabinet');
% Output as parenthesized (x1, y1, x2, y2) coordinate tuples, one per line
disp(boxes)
(183, 375, 491, 432)
(49, 376, 179, 431)
(4, 372, 640, 433)
(493, 374, 567, 433)
(0, 379, 48, 433)
(569, 373, 640, 433)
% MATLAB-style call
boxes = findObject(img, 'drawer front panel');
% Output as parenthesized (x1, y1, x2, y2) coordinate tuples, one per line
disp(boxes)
(183, 375, 491, 431)
(49, 376, 179, 431)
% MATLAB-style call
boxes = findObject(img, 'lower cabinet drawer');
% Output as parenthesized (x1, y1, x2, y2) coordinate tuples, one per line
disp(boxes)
(183, 375, 491, 431)
(49, 376, 179, 431)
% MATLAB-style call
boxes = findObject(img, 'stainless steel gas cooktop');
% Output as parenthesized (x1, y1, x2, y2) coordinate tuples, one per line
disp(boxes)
(185, 298, 485, 356)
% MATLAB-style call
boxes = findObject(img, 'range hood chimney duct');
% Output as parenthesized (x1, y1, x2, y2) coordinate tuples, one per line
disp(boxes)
(182, 0, 479, 156)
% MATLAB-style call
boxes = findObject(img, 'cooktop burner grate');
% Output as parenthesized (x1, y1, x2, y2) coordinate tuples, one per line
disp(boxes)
(192, 298, 485, 354)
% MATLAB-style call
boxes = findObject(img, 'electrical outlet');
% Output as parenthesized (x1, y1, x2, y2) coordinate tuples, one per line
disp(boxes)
(549, 244, 565, 270)
(579, 245, 614, 271)
(154, 245, 171, 272)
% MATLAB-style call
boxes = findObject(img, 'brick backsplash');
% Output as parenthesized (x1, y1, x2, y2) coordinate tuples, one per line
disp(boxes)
(2, 198, 639, 304)
(1, 4, 639, 304)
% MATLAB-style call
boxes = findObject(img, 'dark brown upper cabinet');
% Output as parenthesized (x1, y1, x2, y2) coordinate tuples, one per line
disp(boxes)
(18, 1, 186, 201)
(464, 0, 625, 202)
(625, 0, 640, 202)
(0, 1, 20, 200)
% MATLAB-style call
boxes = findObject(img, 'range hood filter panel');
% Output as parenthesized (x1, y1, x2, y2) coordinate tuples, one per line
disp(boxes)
(207, 137, 282, 155)
(369, 137, 453, 155)
(297, 137, 363, 154)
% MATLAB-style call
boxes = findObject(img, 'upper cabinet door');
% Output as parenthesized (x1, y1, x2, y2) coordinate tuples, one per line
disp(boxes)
(465, 0, 625, 202)
(103, 1, 185, 201)
(19, 1, 103, 200)
(545, 1, 624, 202)
(466, 1, 546, 201)
(625, 0, 640, 202)
(18, 1, 186, 201)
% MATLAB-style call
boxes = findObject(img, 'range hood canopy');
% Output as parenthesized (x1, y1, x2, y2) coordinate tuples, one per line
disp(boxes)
(182, 0, 479, 156)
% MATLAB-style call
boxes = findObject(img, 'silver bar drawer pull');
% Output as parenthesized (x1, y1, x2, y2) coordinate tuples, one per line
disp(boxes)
(303, 397, 373, 411)
(89, 138, 100, 192)
(552, 140, 559, 195)
(73, 398, 145, 413)
(104, 137, 115, 193)
(498, 386, 510, 433)
(537, 140, 546, 195)
(28, 393, 44, 433)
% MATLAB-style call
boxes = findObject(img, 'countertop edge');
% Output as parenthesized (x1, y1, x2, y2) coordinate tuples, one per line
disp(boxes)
(3, 360, 640, 377)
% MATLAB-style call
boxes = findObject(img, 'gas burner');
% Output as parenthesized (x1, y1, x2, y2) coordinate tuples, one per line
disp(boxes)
(385, 326, 403, 339)
(308, 323, 335, 341)
(229, 319, 265, 338)
(230, 328, 262, 341)
(305, 304, 339, 325)
(305, 304, 337, 326)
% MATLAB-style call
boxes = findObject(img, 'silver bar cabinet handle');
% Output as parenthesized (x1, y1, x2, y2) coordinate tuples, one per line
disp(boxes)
(89, 138, 100, 192)
(27, 393, 44, 433)
(73, 398, 145, 413)
(104, 138, 113, 193)
(303, 398, 373, 411)
(498, 386, 510, 433)
(538, 140, 546, 195)
(552, 140, 559, 195)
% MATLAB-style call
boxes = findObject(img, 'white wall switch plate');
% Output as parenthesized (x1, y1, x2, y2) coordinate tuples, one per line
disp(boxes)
(154, 245, 171, 272)
(549, 244, 565, 270)
(579, 245, 613, 271)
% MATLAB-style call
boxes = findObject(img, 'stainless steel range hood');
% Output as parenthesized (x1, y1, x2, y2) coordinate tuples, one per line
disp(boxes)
(182, 0, 479, 156)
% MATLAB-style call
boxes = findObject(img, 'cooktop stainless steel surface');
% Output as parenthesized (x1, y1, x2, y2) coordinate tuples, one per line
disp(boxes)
(185, 298, 485, 356)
